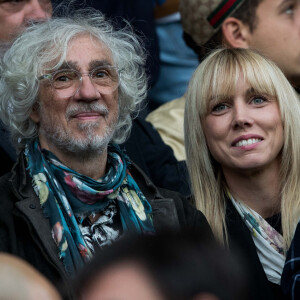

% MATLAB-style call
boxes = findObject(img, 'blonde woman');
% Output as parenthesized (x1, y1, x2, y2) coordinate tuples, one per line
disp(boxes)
(184, 48, 300, 300)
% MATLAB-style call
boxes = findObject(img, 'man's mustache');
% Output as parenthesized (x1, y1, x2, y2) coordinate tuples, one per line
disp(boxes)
(66, 103, 109, 120)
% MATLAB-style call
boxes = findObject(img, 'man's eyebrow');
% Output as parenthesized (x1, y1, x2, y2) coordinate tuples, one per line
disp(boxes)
(277, 0, 296, 11)
(55, 60, 114, 72)
(56, 61, 79, 71)
(89, 60, 114, 70)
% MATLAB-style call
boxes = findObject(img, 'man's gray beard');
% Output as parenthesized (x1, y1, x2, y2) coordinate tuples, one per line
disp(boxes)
(39, 103, 117, 158)
(40, 122, 115, 157)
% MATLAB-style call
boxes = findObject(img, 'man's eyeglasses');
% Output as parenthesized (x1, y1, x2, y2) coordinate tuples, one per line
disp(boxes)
(38, 66, 119, 98)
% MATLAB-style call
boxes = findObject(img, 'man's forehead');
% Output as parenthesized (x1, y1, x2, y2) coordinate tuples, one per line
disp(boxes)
(41, 38, 114, 73)
(65, 35, 113, 63)
(67, 34, 109, 52)
(55, 59, 115, 71)
(262, 0, 300, 9)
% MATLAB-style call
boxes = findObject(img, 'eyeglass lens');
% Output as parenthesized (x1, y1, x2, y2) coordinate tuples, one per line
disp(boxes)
(52, 67, 119, 97)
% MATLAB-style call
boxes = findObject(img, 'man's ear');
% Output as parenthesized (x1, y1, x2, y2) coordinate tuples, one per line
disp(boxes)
(221, 17, 251, 48)
(30, 102, 40, 124)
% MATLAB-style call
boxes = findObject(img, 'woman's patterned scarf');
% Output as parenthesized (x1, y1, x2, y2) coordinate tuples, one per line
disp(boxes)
(25, 139, 155, 275)
(227, 190, 285, 284)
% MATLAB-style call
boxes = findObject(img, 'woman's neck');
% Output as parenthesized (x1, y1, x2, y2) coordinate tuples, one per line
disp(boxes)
(223, 164, 281, 219)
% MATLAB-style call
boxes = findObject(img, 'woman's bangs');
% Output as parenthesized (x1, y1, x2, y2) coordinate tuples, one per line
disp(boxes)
(200, 58, 240, 115)
(197, 49, 279, 117)
(239, 57, 277, 99)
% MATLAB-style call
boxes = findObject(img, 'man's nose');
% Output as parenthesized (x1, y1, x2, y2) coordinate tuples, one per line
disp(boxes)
(74, 75, 100, 101)
(25, 0, 52, 22)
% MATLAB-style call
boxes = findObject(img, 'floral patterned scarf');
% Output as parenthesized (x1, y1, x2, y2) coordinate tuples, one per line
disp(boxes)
(25, 139, 155, 275)
(227, 190, 285, 284)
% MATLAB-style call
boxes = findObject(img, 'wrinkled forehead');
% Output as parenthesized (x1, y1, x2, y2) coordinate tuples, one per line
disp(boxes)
(67, 34, 113, 63)
(42, 33, 114, 72)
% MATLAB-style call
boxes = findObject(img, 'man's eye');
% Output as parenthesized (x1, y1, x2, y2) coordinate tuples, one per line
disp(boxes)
(285, 6, 294, 14)
(56, 76, 69, 82)
(54, 72, 76, 82)
(93, 69, 109, 79)
(283, 3, 296, 15)
(0, 0, 26, 12)
(0, 0, 24, 3)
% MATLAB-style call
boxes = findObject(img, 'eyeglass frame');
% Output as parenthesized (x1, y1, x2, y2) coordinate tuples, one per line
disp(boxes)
(38, 65, 120, 97)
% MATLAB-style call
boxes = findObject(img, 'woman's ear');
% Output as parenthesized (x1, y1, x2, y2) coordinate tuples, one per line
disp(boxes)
(30, 102, 40, 124)
(221, 17, 251, 48)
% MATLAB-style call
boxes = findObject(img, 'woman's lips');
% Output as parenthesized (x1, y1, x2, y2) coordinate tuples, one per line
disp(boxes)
(232, 134, 264, 148)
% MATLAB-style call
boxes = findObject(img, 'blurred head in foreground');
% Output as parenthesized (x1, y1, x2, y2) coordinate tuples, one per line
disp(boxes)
(72, 232, 249, 300)
(0, 253, 61, 300)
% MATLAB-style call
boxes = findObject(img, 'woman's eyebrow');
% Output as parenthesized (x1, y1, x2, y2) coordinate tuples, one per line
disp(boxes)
(209, 95, 232, 103)
(245, 87, 262, 97)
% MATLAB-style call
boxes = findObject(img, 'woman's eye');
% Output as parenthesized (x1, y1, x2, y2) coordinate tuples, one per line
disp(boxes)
(212, 103, 228, 112)
(251, 96, 267, 105)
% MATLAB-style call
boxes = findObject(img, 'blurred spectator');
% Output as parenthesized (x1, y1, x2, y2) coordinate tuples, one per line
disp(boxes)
(72, 232, 249, 300)
(0, 253, 61, 300)
(0, 0, 52, 42)
(0, 0, 53, 176)
(148, 0, 198, 110)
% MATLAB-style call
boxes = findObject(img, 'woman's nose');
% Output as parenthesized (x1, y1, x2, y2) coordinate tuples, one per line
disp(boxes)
(232, 103, 253, 129)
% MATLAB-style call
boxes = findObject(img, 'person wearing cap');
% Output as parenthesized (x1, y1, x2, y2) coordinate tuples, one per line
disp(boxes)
(147, 0, 300, 162)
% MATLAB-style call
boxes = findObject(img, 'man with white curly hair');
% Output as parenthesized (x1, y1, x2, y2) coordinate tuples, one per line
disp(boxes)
(0, 11, 211, 291)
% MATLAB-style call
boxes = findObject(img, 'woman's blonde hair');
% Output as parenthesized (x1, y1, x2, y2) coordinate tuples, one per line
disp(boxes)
(184, 48, 300, 248)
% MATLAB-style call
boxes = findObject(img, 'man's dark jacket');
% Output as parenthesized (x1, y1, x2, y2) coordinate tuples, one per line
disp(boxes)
(0, 153, 212, 297)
